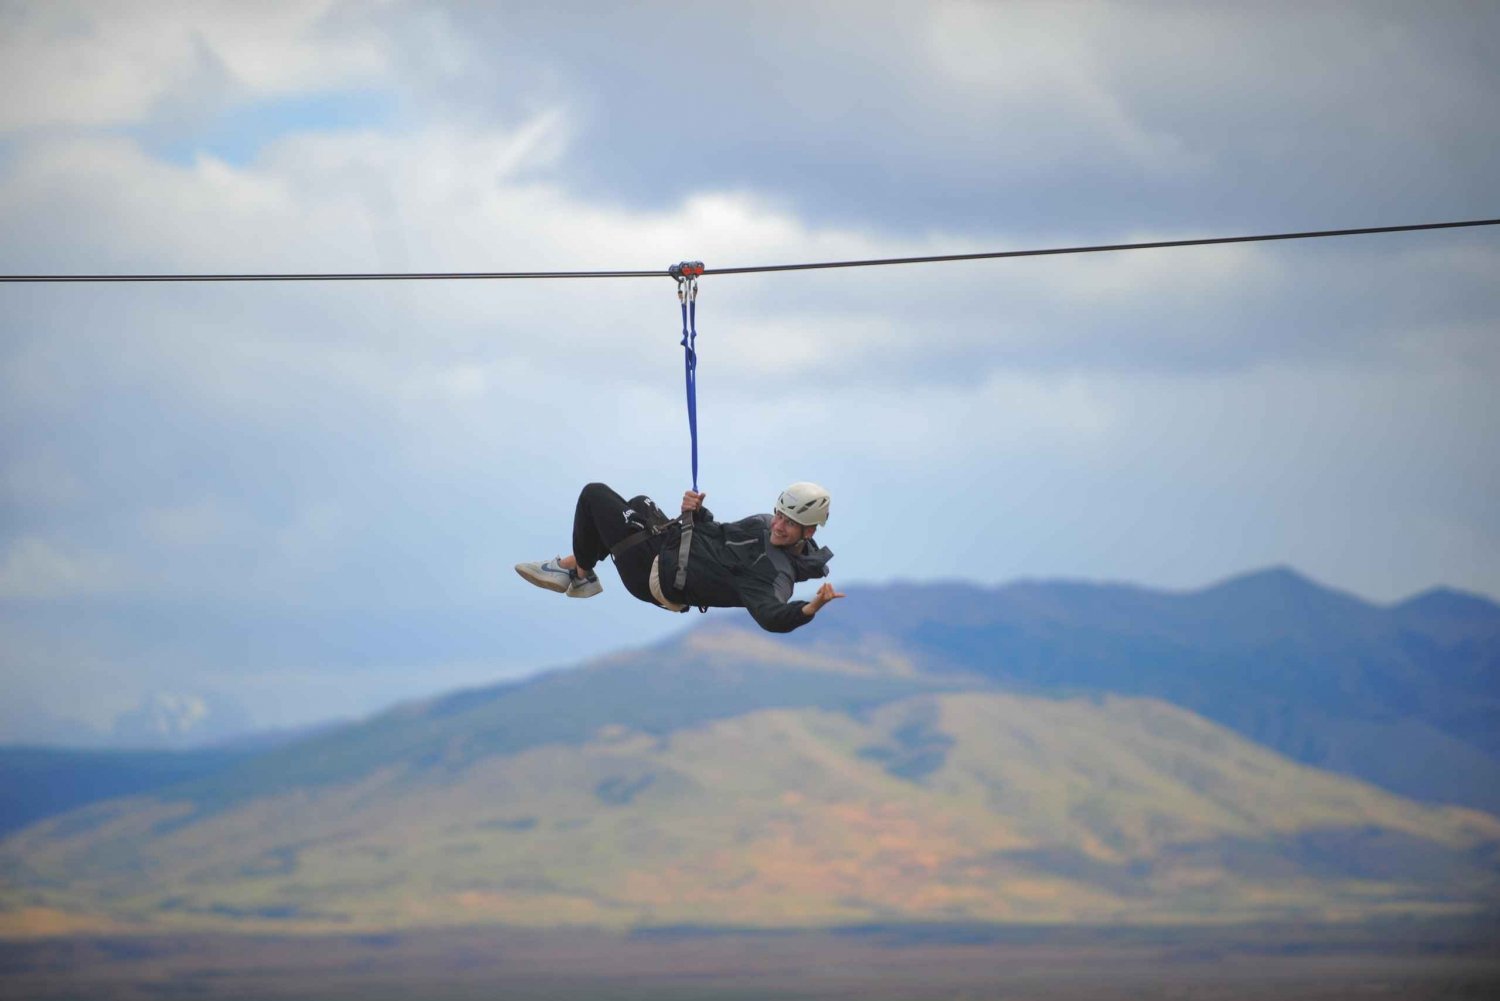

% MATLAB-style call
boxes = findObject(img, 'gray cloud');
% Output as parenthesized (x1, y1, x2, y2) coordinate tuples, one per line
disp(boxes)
(407, 2, 1500, 232)
(2, 0, 1497, 741)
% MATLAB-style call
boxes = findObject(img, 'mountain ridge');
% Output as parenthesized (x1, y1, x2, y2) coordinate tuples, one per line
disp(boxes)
(5, 566, 1497, 829)
(781, 566, 1500, 811)
(4, 566, 1497, 936)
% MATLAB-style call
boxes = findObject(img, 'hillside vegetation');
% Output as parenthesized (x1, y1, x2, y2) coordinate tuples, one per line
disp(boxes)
(4, 689, 1496, 934)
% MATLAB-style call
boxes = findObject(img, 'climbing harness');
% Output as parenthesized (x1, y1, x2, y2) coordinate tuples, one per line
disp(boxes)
(608, 495, 676, 559)
(607, 492, 707, 615)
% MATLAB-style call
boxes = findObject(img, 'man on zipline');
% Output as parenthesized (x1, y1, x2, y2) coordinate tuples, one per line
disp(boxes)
(515, 482, 843, 633)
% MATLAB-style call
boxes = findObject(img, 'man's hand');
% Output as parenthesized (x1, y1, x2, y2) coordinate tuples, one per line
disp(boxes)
(681, 490, 706, 514)
(802, 582, 846, 617)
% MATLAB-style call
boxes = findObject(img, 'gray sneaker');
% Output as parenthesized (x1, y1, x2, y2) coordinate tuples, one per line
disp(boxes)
(515, 558, 573, 593)
(566, 570, 603, 599)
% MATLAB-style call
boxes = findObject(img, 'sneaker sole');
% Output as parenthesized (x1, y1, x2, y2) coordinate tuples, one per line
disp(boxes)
(515, 564, 570, 593)
(566, 582, 603, 599)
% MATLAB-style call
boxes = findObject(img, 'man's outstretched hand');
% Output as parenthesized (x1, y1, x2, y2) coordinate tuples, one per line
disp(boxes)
(803, 582, 846, 617)
(682, 490, 706, 514)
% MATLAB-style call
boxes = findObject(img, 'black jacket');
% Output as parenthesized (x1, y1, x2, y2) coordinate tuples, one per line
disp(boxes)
(658, 511, 834, 633)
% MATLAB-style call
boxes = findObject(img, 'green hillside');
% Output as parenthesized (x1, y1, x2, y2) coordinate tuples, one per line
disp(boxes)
(4, 683, 1496, 936)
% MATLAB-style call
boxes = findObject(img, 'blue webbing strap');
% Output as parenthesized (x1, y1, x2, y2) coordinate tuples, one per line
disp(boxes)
(687, 291, 696, 495)
(670, 264, 702, 594)
(673, 265, 701, 493)
(669, 262, 703, 594)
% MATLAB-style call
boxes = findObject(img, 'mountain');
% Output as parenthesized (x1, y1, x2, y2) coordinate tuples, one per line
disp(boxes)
(12, 567, 1493, 826)
(785, 567, 1500, 813)
(0, 715, 345, 838)
(0, 747, 253, 839)
(2, 568, 1497, 936)
(2, 688, 1495, 934)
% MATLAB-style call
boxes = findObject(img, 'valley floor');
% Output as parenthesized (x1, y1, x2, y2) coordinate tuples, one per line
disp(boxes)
(3, 920, 1498, 1001)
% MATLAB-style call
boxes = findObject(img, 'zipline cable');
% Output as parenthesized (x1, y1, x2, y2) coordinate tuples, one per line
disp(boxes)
(2, 218, 1496, 283)
(707, 217, 1500, 276)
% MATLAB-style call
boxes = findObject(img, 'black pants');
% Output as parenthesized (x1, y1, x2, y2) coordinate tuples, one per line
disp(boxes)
(572, 482, 661, 604)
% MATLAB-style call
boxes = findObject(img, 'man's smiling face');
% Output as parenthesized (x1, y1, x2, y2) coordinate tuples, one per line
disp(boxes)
(770, 510, 813, 548)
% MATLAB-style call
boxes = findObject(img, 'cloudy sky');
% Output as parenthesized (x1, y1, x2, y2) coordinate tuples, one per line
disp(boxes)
(2, 1, 1497, 745)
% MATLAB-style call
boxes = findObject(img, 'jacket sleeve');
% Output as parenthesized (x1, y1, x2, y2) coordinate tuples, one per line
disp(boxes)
(736, 573, 812, 634)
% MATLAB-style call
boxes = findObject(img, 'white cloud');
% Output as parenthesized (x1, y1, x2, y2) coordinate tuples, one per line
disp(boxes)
(0, 537, 120, 598)
(0, 0, 391, 131)
(921, 1, 1193, 169)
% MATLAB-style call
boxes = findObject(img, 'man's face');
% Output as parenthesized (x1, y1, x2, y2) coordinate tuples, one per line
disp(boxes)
(771, 510, 811, 548)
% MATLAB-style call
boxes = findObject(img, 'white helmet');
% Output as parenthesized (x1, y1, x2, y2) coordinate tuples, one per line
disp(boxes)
(775, 481, 831, 527)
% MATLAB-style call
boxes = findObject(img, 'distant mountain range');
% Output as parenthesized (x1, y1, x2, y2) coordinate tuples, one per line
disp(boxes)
(2, 567, 1497, 936)
(788, 566, 1500, 813)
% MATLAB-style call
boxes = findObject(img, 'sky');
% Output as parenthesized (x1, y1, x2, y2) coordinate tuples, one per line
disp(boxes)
(2, 0, 1498, 746)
